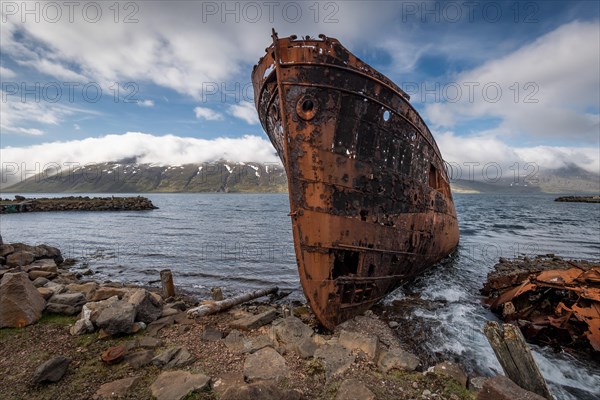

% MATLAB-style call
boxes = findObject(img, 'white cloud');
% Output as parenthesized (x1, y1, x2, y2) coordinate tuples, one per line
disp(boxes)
(424, 21, 600, 142)
(194, 106, 223, 121)
(435, 130, 600, 176)
(138, 99, 154, 107)
(0, 90, 98, 136)
(0, 66, 16, 79)
(0, 132, 281, 187)
(229, 102, 259, 125)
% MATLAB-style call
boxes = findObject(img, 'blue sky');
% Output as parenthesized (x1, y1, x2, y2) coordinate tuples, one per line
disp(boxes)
(1, 1, 599, 178)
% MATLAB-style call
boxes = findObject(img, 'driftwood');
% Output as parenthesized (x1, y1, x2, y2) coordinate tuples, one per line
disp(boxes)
(187, 286, 279, 318)
(160, 269, 175, 298)
(484, 321, 552, 399)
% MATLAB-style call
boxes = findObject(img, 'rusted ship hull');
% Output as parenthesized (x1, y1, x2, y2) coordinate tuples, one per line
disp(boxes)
(252, 32, 460, 329)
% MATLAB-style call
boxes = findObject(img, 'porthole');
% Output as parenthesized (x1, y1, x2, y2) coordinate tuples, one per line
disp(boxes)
(296, 94, 319, 120)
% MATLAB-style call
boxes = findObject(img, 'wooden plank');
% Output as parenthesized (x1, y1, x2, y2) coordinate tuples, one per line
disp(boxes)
(483, 321, 552, 400)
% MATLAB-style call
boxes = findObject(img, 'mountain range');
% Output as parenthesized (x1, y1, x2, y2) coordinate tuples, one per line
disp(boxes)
(2, 161, 598, 194)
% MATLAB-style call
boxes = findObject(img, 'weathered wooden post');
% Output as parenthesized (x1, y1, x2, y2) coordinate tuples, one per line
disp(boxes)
(160, 269, 175, 298)
(211, 287, 224, 301)
(483, 321, 552, 399)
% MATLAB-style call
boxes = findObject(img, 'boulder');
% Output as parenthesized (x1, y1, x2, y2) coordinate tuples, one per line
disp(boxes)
(433, 361, 468, 387)
(127, 289, 162, 324)
(152, 346, 195, 368)
(36, 244, 63, 264)
(224, 329, 248, 354)
(271, 316, 314, 355)
(32, 356, 71, 384)
(150, 370, 210, 400)
(93, 376, 141, 399)
(124, 350, 155, 369)
(28, 270, 57, 280)
(0, 272, 46, 328)
(221, 382, 305, 400)
(45, 303, 80, 315)
(243, 347, 289, 383)
(37, 287, 54, 300)
(477, 376, 547, 400)
(314, 344, 355, 380)
(230, 309, 277, 331)
(202, 325, 223, 341)
(95, 301, 136, 335)
(25, 259, 57, 271)
(377, 348, 420, 373)
(0, 244, 14, 257)
(65, 282, 98, 300)
(6, 251, 35, 267)
(335, 379, 375, 400)
(32, 277, 50, 288)
(339, 330, 379, 360)
(46, 292, 86, 315)
(90, 287, 130, 302)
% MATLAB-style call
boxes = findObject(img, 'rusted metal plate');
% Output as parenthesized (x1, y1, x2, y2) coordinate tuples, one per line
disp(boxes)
(252, 31, 460, 329)
(483, 257, 600, 354)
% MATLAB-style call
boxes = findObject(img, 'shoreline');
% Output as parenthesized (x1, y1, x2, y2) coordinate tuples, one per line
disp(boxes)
(1, 240, 588, 399)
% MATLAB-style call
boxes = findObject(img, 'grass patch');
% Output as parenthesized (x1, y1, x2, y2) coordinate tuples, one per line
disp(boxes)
(39, 313, 77, 327)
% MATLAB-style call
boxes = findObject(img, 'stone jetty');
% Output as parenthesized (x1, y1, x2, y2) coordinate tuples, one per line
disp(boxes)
(554, 195, 600, 203)
(0, 195, 158, 214)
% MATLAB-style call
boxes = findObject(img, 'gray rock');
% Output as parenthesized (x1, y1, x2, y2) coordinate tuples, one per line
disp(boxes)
(230, 309, 277, 331)
(6, 251, 35, 267)
(124, 350, 155, 369)
(45, 303, 80, 315)
(388, 321, 399, 328)
(65, 282, 98, 300)
(477, 375, 547, 400)
(49, 292, 86, 307)
(470, 376, 488, 392)
(93, 376, 140, 399)
(202, 325, 223, 341)
(32, 277, 49, 288)
(247, 335, 275, 353)
(150, 370, 210, 400)
(224, 329, 248, 354)
(335, 379, 375, 400)
(272, 316, 314, 355)
(32, 356, 71, 384)
(160, 307, 179, 318)
(95, 301, 136, 335)
(314, 344, 355, 380)
(221, 382, 305, 400)
(433, 361, 468, 387)
(152, 346, 195, 368)
(338, 330, 379, 360)
(291, 336, 318, 359)
(243, 347, 289, 383)
(28, 270, 57, 280)
(138, 336, 163, 348)
(127, 288, 162, 324)
(0, 272, 46, 328)
(377, 348, 420, 373)
(0, 244, 14, 257)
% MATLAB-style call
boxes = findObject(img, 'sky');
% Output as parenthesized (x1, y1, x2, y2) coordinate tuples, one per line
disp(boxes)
(0, 0, 599, 184)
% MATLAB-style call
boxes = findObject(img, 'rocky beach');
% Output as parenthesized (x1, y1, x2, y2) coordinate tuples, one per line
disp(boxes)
(0, 239, 558, 400)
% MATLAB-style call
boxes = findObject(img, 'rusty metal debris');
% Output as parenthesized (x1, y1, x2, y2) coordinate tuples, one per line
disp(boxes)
(251, 30, 460, 329)
(482, 255, 600, 353)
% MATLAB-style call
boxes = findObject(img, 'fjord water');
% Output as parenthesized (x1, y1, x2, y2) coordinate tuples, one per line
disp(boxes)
(1, 192, 599, 399)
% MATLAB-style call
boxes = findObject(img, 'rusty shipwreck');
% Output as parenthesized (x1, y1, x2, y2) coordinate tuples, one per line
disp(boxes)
(252, 31, 460, 329)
